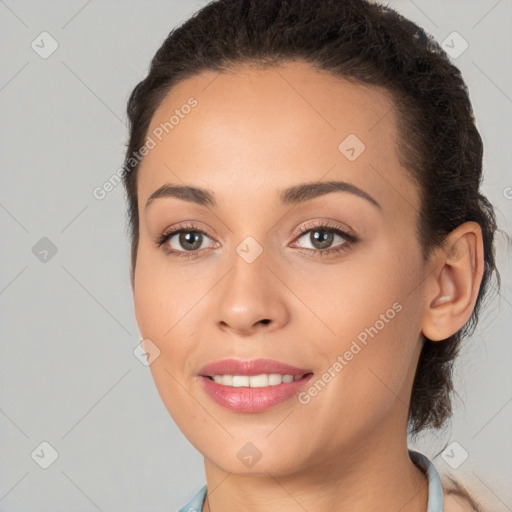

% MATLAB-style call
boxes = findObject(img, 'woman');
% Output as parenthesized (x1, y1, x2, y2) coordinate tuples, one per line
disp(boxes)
(121, 0, 500, 510)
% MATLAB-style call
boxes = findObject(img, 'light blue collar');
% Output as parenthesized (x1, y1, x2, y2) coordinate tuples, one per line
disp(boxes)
(178, 449, 443, 511)
(409, 449, 444, 512)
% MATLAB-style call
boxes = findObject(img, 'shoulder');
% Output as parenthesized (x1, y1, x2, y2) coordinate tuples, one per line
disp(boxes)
(442, 476, 486, 512)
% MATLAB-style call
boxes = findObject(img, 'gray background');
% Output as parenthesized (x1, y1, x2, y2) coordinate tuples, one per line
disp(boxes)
(1, 0, 511, 510)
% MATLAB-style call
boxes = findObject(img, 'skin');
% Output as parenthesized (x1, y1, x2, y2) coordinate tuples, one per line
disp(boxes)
(132, 60, 484, 512)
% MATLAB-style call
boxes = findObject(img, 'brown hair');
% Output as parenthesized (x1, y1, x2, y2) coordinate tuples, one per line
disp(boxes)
(121, 0, 500, 436)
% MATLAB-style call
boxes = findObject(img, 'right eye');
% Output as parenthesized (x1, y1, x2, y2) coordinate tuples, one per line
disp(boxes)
(156, 223, 218, 259)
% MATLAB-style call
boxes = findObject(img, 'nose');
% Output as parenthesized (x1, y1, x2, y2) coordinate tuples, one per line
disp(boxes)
(215, 249, 289, 336)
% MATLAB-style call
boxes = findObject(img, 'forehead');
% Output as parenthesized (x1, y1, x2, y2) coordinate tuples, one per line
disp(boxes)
(137, 60, 419, 216)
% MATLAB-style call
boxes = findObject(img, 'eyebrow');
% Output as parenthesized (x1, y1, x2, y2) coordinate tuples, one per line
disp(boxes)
(144, 180, 381, 210)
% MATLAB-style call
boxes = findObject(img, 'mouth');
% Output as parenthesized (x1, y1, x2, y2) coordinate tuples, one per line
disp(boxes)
(197, 358, 314, 412)
(198, 367, 314, 413)
(201, 372, 313, 387)
(198, 358, 313, 380)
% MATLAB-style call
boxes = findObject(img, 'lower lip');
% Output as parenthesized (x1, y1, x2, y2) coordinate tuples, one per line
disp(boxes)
(198, 374, 314, 413)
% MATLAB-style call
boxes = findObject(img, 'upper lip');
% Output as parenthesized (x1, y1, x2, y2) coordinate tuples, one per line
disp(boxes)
(198, 358, 313, 377)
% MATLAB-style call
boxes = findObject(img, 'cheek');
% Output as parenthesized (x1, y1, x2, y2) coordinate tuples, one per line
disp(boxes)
(304, 241, 424, 413)
(133, 248, 185, 383)
(133, 251, 200, 427)
(133, 243, 199, 338)
(296, 239, 416, 341)
(133, 243, 216, 386)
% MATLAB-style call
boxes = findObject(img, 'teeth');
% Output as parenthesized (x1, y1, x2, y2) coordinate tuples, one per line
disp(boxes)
(232, 375, 249, 387)
(222, 375, 233, 386)
(211, 373, 302, 387)
(268, 373, 283, 385)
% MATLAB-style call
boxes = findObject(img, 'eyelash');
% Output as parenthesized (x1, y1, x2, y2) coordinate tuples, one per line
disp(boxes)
(155, 221, 358, 260)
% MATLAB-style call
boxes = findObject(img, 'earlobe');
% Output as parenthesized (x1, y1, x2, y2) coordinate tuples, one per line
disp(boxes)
(421, 222, 484, 342)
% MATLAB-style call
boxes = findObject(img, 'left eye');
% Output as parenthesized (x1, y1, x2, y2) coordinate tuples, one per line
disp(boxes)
(291, 225, 355, 252)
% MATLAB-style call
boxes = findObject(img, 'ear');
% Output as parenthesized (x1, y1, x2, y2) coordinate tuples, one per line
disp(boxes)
(421, 221, 485, 342)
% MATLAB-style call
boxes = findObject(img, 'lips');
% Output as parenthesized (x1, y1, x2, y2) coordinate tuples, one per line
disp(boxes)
(197, 358, 314, 413)
(198, 358, 313, 377)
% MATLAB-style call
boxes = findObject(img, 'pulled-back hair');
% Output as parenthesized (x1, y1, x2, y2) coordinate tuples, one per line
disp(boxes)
(121, 0, 500, 436)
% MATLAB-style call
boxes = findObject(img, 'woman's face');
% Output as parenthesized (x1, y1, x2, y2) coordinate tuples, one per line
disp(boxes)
(133, 61, 428, 475)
